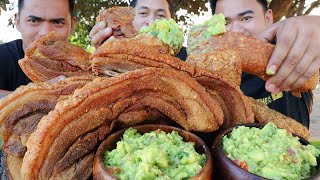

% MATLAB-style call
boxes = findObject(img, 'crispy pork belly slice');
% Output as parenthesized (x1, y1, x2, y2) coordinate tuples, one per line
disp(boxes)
(18, 32, 92, 82)
(193, 73, 254, 127)
(93, 38, 175, 72)
(187, 50, 253, 128)
(21, 68, 224, 180)
(91, 40, 254, 127)
(96, 6, 138, 38)
(248, 97, 310, 140)
(49, 125, 111, 180)
(0, 76, 93, 158)
(51, 153, 94, 180)
(187, 49, 242, 86)
(187, 29, 319, 94)
(2, 153, 23, 180)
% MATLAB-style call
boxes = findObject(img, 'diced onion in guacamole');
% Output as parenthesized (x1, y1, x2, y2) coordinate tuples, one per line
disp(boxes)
(139, 18, 184, 55)
(104, 128, 206, 180)
(222, 122, 320, 180)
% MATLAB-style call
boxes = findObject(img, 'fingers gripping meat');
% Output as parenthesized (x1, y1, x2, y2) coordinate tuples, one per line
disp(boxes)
(95, 6, 138, 39)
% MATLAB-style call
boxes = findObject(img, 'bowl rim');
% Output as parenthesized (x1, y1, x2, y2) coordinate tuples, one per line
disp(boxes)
(94, 124, 213, 179)
(212, 123, 320, 180)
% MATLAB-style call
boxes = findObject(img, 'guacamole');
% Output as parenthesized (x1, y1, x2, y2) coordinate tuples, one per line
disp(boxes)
(204, 13, 226, 35)
(222, 122, 320, 180)
(187, 14, 226, 54)
(104, 128, 206, 180)
(139, 19, 184, 55)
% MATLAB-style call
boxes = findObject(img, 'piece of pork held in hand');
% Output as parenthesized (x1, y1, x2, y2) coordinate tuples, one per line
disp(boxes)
(91, 18, 185, 76)
(96, 6, 138, 38)
(187, 14, 319, 96)
(19, 32, 92, 82)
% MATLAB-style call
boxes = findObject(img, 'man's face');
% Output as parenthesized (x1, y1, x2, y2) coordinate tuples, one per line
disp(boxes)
(132, 0, 171, 31)
(215, 0, 273, 37)
(16, 0, 76, 50)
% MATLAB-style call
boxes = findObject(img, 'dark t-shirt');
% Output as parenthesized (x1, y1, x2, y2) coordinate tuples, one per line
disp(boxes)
(176, 47, 187, 61)
(241, 73, 313, 128)
(0, 39, 31, 91)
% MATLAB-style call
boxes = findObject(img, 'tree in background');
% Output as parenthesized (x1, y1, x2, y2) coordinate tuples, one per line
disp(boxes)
(69, 0, 208, 51)
(0, 0, 10, 15)
(1, 0, 320, 50)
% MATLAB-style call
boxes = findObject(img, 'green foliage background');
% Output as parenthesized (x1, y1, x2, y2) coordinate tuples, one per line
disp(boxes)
(0, 0, 319, 51)
(70, 0, 208, 51)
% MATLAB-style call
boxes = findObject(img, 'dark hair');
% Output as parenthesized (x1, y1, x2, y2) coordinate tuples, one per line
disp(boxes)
(209, 0, 268, 14)
(18, 0, 75, 16)
(130, 0, 174, 17)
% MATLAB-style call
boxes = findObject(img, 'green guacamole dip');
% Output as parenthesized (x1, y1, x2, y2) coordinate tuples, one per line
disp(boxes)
(204, 13, 226, 35)
(139, 18, 184, 55)
(104, 128, 206, 180)
(222, 122, 320, 180)
(187, 14, 226, 54)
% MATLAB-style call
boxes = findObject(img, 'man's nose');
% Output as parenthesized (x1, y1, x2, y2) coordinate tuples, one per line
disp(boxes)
(227, 21, 246, 34)
(145, 15, 156, 26)
(38, 22, 54, 37)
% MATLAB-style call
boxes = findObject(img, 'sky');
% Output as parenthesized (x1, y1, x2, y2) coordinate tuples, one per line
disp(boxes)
(0, 0, 319, 43)
(0, 0, 20, 42)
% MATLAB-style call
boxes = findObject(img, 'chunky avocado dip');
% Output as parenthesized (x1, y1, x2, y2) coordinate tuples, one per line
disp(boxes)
(104, 128, 206, 180)
(187, 13, 226, 54)
(204, 13, 226, 35)
(139, 18, 184, 55)
(222, 122, 320, 180)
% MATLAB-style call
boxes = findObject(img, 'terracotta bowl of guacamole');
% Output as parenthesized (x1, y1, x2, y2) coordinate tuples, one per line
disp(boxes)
(212, 123, 320, 180)
(93, 124, 213, 180)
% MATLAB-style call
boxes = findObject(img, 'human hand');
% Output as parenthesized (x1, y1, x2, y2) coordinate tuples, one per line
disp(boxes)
(257, 15, 320, 93)
(89, 21, 113, 49)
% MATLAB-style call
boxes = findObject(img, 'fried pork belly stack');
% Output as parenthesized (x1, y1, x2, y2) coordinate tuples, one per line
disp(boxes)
(20, 68, 224, 179)
(95, 6, 138, 38)
(0, 76, 93, 179)
(0, 14, 312, 180)
(91, 18, 254, 129)
(94, 45, 254, 128)
(91, 18, 308, 136)
(19, 32, 92, 82)
(187, 14, 319, 95)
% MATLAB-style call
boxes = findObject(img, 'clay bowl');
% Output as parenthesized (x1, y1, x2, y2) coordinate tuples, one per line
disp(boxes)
(212, 123, 320, 180)
(93, 124, 213, 180)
